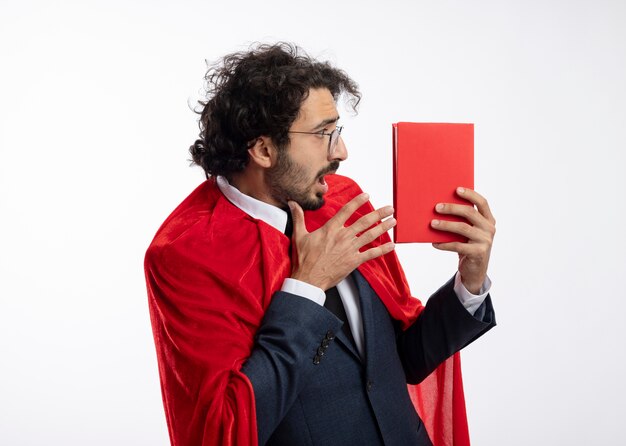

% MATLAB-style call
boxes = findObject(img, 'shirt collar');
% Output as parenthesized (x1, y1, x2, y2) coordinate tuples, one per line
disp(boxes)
(216, 176, 288, 234)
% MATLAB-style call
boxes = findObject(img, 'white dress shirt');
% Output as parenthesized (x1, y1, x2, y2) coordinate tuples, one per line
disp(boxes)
(216, 176, 491, 357)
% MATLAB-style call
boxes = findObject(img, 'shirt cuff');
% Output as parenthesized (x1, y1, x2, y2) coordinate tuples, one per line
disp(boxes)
(453, 272, 492, 316)
(281, 278, 326, 306)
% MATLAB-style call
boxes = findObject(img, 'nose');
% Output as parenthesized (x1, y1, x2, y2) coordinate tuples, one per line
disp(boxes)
(329, 136, 348, 162)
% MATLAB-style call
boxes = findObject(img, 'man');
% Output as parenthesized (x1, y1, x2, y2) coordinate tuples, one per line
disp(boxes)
(145, 42, 496, 446)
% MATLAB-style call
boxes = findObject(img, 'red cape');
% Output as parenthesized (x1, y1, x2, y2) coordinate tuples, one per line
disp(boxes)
(145, 174, 470, 446)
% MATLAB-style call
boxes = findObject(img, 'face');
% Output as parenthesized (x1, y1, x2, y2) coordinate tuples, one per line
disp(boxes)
(265, 88, 347, 210)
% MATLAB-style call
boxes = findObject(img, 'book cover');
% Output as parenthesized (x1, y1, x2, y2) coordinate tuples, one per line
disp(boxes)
(393, 122, 474, 243)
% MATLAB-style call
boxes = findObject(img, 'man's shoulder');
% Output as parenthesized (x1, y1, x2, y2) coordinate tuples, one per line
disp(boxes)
(325, 174, 363, 204)
(327, 173, 362, 192)
(144, 178, 284, 294)
(145, 179, 250, 266)
(148, 181, 217, 247)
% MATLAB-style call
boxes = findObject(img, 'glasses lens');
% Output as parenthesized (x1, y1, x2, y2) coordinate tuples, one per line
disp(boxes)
(329, 127, 342, 156)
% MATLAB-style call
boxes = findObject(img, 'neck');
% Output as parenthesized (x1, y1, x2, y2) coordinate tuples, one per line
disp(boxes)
(230, 169, 280, 208)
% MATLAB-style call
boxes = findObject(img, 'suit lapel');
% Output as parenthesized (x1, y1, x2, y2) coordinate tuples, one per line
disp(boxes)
(353, 270, 377, 371)
(333, 320, 362, 362)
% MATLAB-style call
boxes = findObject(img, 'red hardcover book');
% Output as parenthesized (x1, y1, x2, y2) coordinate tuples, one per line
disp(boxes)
(392, 122, 474, 243)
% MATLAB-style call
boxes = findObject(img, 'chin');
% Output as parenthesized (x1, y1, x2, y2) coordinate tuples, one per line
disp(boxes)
(299, 193, 325, 211)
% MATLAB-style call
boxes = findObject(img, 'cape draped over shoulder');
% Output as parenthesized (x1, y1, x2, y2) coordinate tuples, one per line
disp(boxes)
(144, 174, 470, 446)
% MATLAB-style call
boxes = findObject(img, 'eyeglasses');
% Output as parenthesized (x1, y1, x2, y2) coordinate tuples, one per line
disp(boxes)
(288, 126, 344, 157)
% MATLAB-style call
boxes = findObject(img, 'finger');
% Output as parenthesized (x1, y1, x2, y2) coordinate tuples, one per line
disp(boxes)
(456, 187, 496, 224)
(328, 192, 371, 228)
(359, 241, 396, 262)
(431, 241, 473, 255)
(435, 202, 493, 232)
(430, 219, 487, 242)
(288, 201, 308, 238)
(355, 217, 396, 248)
(349, 205, 395, 236)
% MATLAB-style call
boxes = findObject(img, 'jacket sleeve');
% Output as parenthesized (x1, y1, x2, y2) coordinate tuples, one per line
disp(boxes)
(241, 292, 343, 446)
(396, 276, 496, 384)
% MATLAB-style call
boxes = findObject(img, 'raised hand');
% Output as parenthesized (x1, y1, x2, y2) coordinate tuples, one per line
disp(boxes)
(431, 187, 496, 294)
(288, 193, 396, 291)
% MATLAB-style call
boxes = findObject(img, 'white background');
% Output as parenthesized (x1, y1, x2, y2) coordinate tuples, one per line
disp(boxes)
(1, 0, 625, 444)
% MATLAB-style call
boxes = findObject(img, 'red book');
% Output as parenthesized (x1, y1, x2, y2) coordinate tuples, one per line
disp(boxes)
(392, 122, 474, 243)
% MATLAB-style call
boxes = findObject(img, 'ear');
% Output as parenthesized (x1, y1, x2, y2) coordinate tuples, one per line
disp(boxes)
(247, 136, 278, 169)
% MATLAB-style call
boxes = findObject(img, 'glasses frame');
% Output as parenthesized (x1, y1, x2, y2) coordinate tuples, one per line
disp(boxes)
(288, 125, 344, 157)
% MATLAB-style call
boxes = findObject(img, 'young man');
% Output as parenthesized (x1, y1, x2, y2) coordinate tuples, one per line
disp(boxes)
(145, 42, 496, 446)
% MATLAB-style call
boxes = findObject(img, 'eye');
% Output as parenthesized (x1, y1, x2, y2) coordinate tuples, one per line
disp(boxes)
(317, 129, 329, 137)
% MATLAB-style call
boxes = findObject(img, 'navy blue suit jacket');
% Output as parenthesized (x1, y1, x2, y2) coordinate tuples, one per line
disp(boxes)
(242, 271, 495, 446)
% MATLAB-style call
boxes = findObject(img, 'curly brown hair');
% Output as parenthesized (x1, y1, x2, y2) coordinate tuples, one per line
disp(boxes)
(189, 42, 361, 179)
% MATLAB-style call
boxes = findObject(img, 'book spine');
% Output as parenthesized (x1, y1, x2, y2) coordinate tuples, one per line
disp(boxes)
(392, 123, 398, 243)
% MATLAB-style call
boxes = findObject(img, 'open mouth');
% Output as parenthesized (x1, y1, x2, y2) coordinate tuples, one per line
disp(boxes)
(316, 174, 330, 194)
(315, 162, 339, 190)
(317, 168, 337, 185)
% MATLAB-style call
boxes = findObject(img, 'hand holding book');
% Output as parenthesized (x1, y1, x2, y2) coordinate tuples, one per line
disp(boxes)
(392, 122, 495, 293)
(431, 186, 496, 294)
